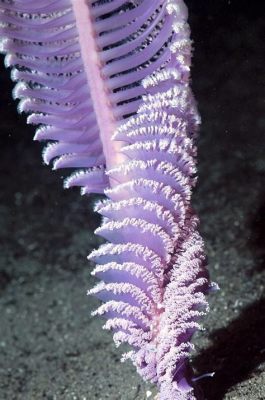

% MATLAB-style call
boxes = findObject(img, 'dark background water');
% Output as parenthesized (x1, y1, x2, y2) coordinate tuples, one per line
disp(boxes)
(0, 1, 264, 399)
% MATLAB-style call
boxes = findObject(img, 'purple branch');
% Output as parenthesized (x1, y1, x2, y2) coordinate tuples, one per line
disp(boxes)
(0, 1, 213, 398)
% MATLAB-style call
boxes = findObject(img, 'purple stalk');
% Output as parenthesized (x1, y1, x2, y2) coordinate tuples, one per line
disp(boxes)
(0, 1, 213, 398)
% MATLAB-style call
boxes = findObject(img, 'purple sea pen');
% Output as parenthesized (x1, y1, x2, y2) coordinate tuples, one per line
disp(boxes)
(0, 1, 212, 398)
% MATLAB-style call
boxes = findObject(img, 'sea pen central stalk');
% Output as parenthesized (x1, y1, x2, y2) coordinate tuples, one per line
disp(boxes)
(71, 0, 125, 176)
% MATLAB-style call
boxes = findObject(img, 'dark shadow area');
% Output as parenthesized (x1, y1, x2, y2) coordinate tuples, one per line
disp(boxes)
(0, 269, 12, 292)
(194, 298, 265, 400)
(187, 0, 265, 18)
